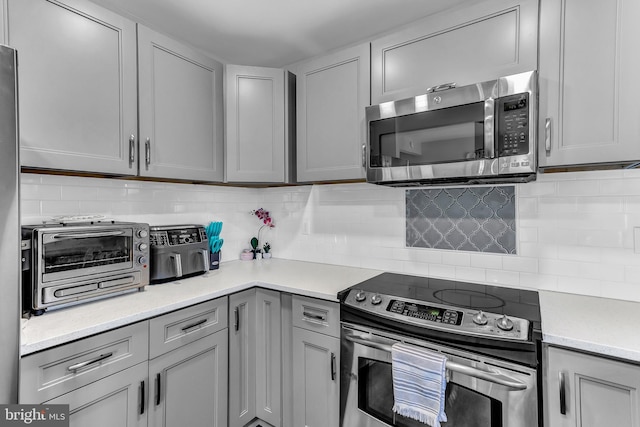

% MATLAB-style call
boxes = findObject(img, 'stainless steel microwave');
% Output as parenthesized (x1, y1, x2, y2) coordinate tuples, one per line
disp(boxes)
(365, 71, 537, 186)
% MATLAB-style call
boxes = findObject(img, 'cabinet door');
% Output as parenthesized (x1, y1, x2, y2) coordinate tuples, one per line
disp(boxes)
(228, 289, 257, 427)
(538, 0, 640, 167)
(292, 327, 340, 427)
(545, 346, 640, 427)
(148, 330, 228, 427)
(45, 362, 147, 427)
(138, 25, 224, 181)
(8, 0, 138, 175)
(255, 289, 282, 425)
(371, 0, 538, 104)
(225, 65, 285, 183)
(294, 43, 370, 182)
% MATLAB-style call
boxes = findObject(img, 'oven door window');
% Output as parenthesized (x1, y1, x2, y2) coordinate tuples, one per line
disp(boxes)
(358, 358, 502, 427)
(42, 231, 133, 281)
(369, 102, 486, 168)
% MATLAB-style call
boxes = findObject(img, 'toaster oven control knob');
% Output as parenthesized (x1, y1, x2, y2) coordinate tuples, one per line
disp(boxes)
(370, 294, 383, 305)
(472, 311, 488, 325)
(355, 290, 366, 302)
(137, 255, 148, 265)
(137, 229, 149, 238)
(137, 243, 148, 252)
(496, 315, 514, 331)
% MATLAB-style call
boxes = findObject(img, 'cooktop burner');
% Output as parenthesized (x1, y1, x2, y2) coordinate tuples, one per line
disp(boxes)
(433, 289, 506, 309)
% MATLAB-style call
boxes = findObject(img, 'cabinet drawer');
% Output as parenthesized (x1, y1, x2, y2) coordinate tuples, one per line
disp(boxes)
(149, 297, 228, 359)
(20, 321, 149, 404)
(292, 295, 339, 338)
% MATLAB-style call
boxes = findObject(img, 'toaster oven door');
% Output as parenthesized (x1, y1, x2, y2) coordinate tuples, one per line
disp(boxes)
(39, 228, 134, 283)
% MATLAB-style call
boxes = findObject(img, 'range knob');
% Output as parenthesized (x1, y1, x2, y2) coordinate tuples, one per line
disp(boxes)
(471, 311, 488, 325)
(496, 315, 514, 331)
(354, 290, 366, 302)
(370, 294, 383, 305)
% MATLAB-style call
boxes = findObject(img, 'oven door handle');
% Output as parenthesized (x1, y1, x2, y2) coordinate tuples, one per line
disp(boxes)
(52, 231, 126, 240)
(345, 334, 528, 391)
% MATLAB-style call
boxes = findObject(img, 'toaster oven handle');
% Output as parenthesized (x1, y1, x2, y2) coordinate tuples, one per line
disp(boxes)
(199, 249, 210, 272)
(344, 334, 527, 391)
(52, 231, 126, 240)
(170, 253, 183, 278)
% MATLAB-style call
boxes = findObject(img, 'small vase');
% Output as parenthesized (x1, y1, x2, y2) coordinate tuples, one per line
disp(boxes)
(255, 252, 263, 260)
(263, 253, 272, 259)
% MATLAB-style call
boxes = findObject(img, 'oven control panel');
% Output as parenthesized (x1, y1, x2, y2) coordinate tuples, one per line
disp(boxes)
(344, 289, 529, 342)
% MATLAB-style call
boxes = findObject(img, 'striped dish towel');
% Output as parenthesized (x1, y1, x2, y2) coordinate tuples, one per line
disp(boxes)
(391, 342, 448, 427)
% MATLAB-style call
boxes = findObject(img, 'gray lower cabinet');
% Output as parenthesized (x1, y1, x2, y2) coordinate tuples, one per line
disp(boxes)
(545, 345, 640, 427)
(44, 362, 148, 427)
(229, 288, 282, 427)
(148, 331, 228, 427)
(370, 0, 539, 104)
(291, 295, 340, 427)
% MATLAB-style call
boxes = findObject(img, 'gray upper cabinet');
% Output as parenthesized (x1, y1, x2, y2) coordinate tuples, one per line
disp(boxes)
(225, 65, 286, 183)
(292, 43, 370, 182)
(370, 0, 539, 105)
(7, 0, 138, 175)
(538, 0, 640, 168)
(545, 345, 640, 427)
(138, 25, 224, 181)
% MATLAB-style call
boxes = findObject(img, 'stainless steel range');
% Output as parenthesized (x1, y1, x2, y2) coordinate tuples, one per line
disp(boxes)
(338, 273, 542, 427)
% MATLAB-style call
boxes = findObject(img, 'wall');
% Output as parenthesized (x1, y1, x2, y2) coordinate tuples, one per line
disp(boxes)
(21, 169, 640, 302)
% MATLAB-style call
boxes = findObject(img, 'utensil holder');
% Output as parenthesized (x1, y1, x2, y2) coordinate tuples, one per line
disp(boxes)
(210, 251, 220, 270)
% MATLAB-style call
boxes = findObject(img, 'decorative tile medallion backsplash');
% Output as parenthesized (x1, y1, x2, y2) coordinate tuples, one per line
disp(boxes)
(406, 186, 516, 254)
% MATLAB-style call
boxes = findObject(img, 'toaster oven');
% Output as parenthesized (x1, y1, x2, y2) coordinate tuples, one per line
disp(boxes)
(22, 221, 150, 315)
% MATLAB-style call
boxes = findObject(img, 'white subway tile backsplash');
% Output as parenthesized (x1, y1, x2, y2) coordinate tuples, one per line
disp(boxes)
(19, 168, 640, 304)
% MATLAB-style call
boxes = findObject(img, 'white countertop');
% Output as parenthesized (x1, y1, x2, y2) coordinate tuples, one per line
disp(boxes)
(540, 290, 640, 362)
(20, 259, 382, 355)
(21, 259, 640, 363)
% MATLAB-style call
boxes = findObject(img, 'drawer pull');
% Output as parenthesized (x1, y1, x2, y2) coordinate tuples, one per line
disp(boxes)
(67, 352, 114, 372)
(303, 311, 326, 322)
(559, 371, 567, 415)
(330, 352, 336, 381)
(234, 307, 240, 332)
(181, 318, 207, 333)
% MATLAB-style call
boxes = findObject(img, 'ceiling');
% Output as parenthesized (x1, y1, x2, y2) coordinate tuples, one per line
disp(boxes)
(89, 0, 479, 67)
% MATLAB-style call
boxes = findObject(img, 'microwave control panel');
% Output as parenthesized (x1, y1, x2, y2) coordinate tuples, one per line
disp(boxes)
(496, 93, 530, 157)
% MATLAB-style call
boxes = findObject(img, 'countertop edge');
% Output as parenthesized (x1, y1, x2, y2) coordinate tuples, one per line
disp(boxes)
(543, 333, 640, 363)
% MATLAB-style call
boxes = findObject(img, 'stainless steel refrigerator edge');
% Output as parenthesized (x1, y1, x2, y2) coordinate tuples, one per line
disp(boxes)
(0, 44, 20, 404)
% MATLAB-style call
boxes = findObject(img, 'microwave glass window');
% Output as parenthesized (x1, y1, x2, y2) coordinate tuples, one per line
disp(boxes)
(357, 357, 501, 427)
(370, 102, 486, 168)
(43, 234, 132, 274)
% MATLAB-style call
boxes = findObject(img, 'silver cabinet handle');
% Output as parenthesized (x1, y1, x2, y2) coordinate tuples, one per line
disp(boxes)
(344, 334, 527, 390)
(330, 352, 336, 381)
(234, 307, 239, 331)
(545, 118, 552, 153)
(170, 253, 182, 278)
(303, 311, 326, 322)
(67, 352, 114, 372)
(181, 318, 207, 332)
(129, 135, 136, 167)
(559, 371, 567, 415)
(198, 249, 210, 272)
(145, 138, 151, 168)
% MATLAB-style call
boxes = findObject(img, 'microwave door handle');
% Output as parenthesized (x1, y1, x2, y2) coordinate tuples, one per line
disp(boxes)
(52, 231, 126, 240)
(344, 334, 527, 391)
(484, 98, 495, 159)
